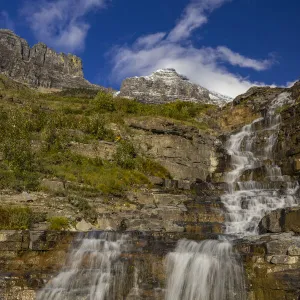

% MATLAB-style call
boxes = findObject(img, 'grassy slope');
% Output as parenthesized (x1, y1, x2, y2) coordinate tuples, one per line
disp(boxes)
(0, 75, 217, 197)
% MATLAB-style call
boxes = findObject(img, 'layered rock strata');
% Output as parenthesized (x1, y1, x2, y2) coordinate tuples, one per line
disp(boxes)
(0, 29, 95, 89)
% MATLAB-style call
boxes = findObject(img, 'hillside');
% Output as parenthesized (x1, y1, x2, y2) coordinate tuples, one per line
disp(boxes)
(0, 74, 224, 232)
(1, 74, 300, 299)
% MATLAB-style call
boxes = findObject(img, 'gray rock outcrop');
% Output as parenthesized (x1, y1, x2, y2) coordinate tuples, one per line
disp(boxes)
(119, 68, 231, 105)
(0, 29, 95, 89)
(259, 207, 300, 234)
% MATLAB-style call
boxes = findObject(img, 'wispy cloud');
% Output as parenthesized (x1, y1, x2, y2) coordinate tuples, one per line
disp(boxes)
(22, 0, 109, 53)
(111, 0, 275, 98)
(168, 0, 231, 42)
(215, 46, 275, 71)
(0, 10, 15, 31)
(136, 32, 166, 49)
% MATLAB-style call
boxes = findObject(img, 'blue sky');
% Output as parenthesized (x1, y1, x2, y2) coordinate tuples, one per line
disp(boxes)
(0, 0, 299, 97)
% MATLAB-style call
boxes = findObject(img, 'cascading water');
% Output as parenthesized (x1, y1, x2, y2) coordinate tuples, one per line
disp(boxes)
(165, 240, 245, 300)
(165, 92, 299, 300)
(37, 232, 132, 300)
(221, 92, 299, 236)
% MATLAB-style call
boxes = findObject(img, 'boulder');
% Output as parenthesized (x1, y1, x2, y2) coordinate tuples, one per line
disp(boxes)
(259, 207, 300, 234)
(76, 219, 93, 231)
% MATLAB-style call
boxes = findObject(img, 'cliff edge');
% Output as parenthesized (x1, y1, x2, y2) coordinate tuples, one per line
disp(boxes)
(0, 29, 95, 89)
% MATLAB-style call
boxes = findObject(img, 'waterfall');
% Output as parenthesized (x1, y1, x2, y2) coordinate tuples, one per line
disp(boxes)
(165, 92, 299, 300)
(221, 92, 299, 236)
(37, 232, 131, 300)
(165, 239, 245, 300)
(37, 93, 299, 300)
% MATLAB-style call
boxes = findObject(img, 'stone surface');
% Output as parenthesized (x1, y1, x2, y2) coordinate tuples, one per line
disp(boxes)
(276, 87, 300, 178)
(237, 232, 300, 300)
(0, 29, 97, 89)
(76, 219, 93, 231)
(119, 68, 231, 105)
(69, 140, 116, 160)
(127, 116, 220, 181)
(270, 255, 299, 265)
(288, 245, 300, 256)
(259, 208, 300, 234)
(40, 179, 65, 194)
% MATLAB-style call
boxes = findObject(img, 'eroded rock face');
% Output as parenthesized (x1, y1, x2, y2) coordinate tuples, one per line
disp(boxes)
(126, 116, 220, 181)
(276, 87, 300, 178)
(119, 68, 231, 105)
(237, 232, 300, 300)
(0, 29, 95, 89)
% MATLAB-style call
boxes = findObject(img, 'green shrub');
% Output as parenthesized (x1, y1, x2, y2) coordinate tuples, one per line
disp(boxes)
(41, 151, 148, 195)
(0, 206, 33, 229)
(68, 196, 97, 222)
(48, 216, 69, 230)
(55, 88, 99, 99)
(113, 140, 137, 169)
(94, 91, 116, 112)
(136, 157, 170, 178)
(80, 115, 115, 141)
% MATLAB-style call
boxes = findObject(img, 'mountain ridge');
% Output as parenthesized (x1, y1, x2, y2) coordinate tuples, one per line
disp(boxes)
(119, 68, 232, 106)
(0, 29, 97, 90)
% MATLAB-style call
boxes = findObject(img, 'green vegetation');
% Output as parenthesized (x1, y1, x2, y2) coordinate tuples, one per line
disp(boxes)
(0, 206, 34, 229)
(48, 216, 70, 230)
(68, 195, 97, 222)
(0, 75, 213, 195)
(92, 91, 216, 124)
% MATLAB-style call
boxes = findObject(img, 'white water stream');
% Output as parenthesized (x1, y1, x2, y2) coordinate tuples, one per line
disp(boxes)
(37, 232, 130, 300)
(221, 92, 299, 236)
(165, 239, 245, 300)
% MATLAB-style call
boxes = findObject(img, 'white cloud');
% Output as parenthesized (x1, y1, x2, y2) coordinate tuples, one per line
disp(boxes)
(136, 32, 166, 49)
(23, 0, 109, 53)
(111, 0, 274, 98)
(168, 0, 231, 42)
(0, 11, 15, 31)
(113, 42, 268, 98)
(215, 46, 274, 71)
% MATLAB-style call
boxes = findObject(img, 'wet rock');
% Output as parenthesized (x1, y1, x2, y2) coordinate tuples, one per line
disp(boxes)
(259, 207, 300, 234)
(270, 255, 299, 265)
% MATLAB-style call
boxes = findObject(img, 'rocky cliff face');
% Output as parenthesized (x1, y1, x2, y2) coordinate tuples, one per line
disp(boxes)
(0, 29, 95, 89)
(119, 68, 232, 105)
